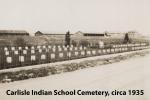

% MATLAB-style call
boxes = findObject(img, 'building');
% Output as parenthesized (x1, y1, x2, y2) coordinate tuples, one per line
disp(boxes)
(35, 31, 72, 44)
(107, 31, 144, 39)
(35, 31, 73, 37)
(73, 31, 107, 37)
(0, 30, 29, 36)
(34, 31, 43, 36)
(35, 31, 108, 38)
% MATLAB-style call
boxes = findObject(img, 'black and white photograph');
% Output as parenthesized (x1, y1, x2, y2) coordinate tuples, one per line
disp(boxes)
(0, 0, 150, 100)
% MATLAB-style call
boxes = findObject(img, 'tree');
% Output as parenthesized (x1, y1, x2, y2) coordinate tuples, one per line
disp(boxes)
(14, 37, 27, 46)
(65, 31, 71, 46)
(71, 40, 77, 46)
(79, 40, 89, 47)
(123, 33, 130, 43)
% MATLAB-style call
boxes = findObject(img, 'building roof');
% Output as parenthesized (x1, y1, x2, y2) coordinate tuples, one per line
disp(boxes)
(75, 31, 105, 34)
(84, 31, 104, 34)
(74, 31, 106, 36)
(0, 30, 29, 35)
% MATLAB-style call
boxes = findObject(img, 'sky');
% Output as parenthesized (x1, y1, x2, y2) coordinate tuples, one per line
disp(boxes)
(0, 0, 150, 35)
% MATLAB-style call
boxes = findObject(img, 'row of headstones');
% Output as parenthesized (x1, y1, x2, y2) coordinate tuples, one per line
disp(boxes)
(5, 48, 130, 64)
(3, 45, 87, 52)
(4, 44, 147, 56)
(112, 43, 147, 48)
(3, 43, 148, 56)
(2, 43, 148, 51)
(4, 46, 88, 56)
(132, 46, 149, 50)
(3, 45, 77, 51)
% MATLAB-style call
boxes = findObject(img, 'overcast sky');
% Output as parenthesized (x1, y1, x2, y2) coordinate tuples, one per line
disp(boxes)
(0, 0, 150, 35)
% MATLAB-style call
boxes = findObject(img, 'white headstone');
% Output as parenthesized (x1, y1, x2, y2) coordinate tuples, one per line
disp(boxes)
(4, 47, 8, 51)
(18, 47, 22, 50)
(48, 45, 51, 49)
(80, 46, 82, 50)
(119, 48, 122, 51)
(31, 50, 35, 54)
(23, 50, 27, 54)
(59, 53, 63, 58)
(75, 47, 78, 50)
(39, 49, 42, 53)
(67, 52, 71, 57)
(31, 46, 35, 49)
(25, 46, 28, 50)
(41, 54, 46, 60)
(87, 51, 91, 55)
(37, 46, 41, 49)
(51, 53, 55, 59)
(11, 47, 15, 51)
(107, 49, 110, 52)
(53, 45, 56, 48)
(111, 49, 114, 52)
(31, 55, 36, 61)
(92, 50, 96, 55)
(98, 50, 102, 54)
(64, 47, 67, 51)
(5, 51, 9, 55)
(63, 45, 65, 48)
(75, 52, 78, 56)
(81, 51, 85, 55)
(7, 57, 12, 63)
(43, 45, 46, 49)
(113, 45, 116, 48)
(71, 45, 73, 47)
(70, 47, 73, 51)
(19, 56, 24, 62)
(84, 47, 87, 50)
(46, 49, 49, 52)
(52, 48, 56, 52)
(58, 45, 60, 48)
(103, 49, 106, 53)
(14, 50, 19, 55)
(58, 48, 62, 51)
(115, 48, 119, 52)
